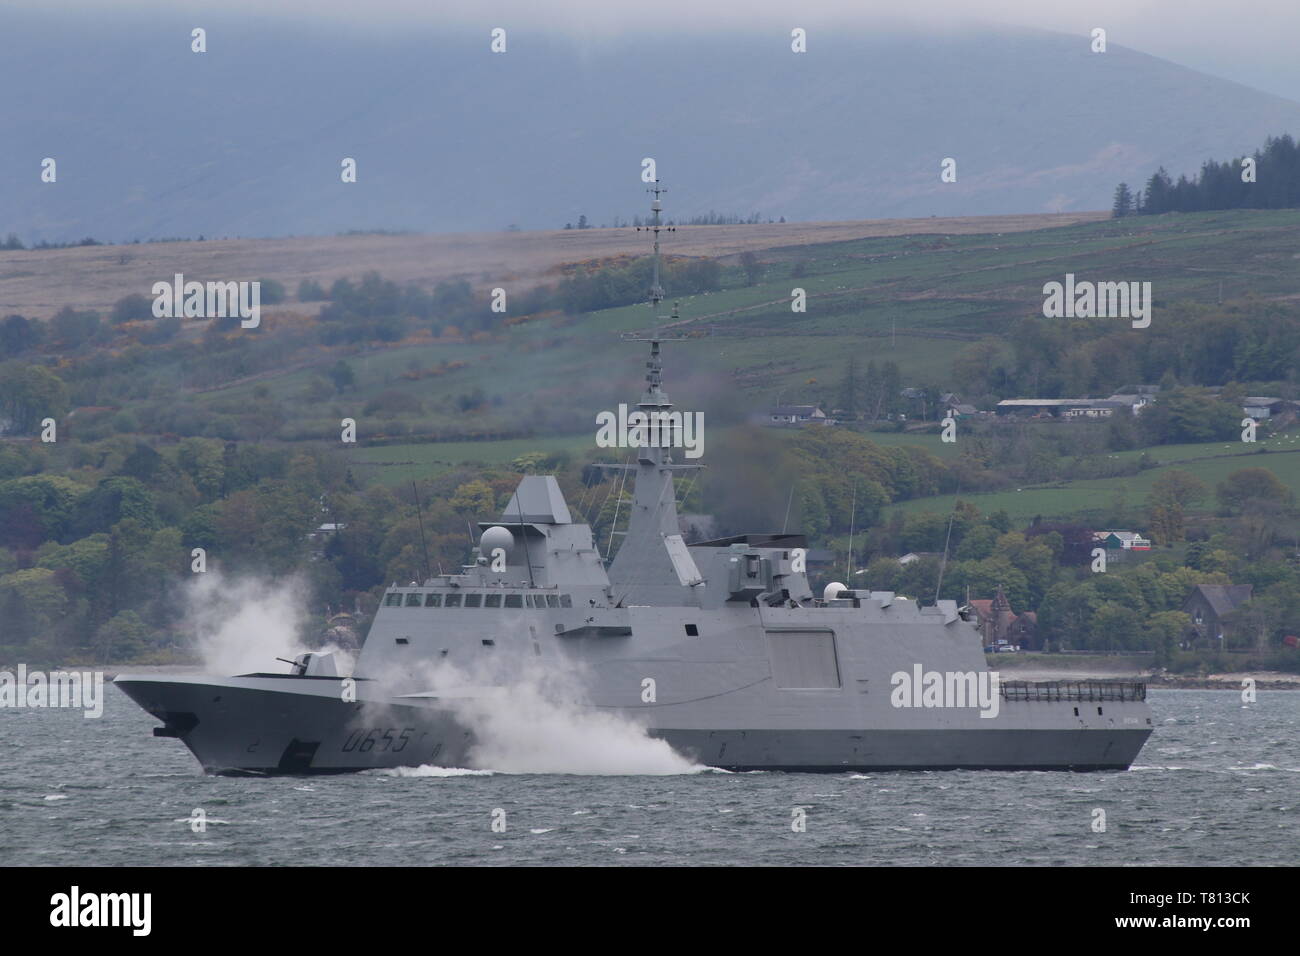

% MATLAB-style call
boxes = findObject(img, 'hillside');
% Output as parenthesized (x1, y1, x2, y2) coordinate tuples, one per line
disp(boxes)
(7, 207, 1298, 456)
(0, 211, 1105, 319)
(5, 206, 1300, 667)
(137, 207, 1300, 445)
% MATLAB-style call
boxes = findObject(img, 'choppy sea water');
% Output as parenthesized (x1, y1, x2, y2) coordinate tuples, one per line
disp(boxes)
(2, 690, 1296, 866)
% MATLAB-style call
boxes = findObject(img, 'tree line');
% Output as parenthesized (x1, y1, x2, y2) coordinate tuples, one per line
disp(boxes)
(1113, 133, 1300, 217)
(947, 300, 1300, 424)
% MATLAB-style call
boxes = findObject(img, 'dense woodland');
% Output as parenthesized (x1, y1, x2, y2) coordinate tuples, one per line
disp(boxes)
(1, 411, 1297, 668)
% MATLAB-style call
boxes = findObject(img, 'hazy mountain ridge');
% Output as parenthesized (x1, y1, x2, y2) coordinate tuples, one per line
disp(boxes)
(3, 13, 1300, 242)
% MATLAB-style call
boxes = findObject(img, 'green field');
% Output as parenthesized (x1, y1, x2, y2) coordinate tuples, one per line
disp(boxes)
(840, 428, 961, 459)
(348, 434, 595, 486)
(889, 439, 1300, 522)
(151, 207, 1300, 518)
(176, 207, 1300, 443)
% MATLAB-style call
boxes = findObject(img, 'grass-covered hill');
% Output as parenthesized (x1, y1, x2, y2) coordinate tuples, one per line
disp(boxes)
(3, 208, 1299, 666)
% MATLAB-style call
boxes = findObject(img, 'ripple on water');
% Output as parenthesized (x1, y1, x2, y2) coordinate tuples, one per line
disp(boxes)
(4, 689, 1296, 865)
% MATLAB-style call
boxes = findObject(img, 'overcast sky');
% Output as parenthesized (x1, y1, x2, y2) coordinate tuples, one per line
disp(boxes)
(10, 0, 1300, 101)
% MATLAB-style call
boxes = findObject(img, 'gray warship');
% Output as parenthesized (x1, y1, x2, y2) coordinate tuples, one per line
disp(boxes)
(115, 189, 1153, 774)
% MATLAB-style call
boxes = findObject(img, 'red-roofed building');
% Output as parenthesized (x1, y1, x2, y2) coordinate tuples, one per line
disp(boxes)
(970, 585, 1040, 650)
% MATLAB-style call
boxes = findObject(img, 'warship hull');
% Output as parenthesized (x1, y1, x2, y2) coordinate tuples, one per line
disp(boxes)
(656, 725, 1151, 772)
(114, 675, 473, 775)
(116, 672, 1151, 774)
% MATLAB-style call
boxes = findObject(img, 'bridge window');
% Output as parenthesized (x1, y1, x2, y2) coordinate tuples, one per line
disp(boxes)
(445, 593, 462, 608)
(465, 593, 482, 608)
(685, 624, 699, 636)
(424, 593, 441, 607)
(404, 592, 422, 607)
(384, 593, 402, 607)
(484, 593, 502, 608)
(505, 594, 523, 609)
(546, 595, 559, 609)
(560, 594, 572, 608)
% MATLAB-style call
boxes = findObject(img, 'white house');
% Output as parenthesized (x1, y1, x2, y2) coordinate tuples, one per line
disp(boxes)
(768, 405, 828, 426)
(1243, 397, 1286, 420)
(1092, 530, 1151, 551)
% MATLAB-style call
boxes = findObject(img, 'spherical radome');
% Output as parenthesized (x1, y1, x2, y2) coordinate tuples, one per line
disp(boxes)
(480, 525, 514, 558)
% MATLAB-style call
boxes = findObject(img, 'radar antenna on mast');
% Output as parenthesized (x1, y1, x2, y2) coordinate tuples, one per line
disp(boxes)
(636, 180, 675, 308)
(626, 182, 690, 346)
(600, 184, 701, 485)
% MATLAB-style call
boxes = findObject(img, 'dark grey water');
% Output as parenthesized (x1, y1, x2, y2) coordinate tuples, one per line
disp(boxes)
(2, 690, 1296, 866)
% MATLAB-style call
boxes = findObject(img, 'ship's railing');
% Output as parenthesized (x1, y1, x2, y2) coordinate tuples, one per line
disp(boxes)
(998, 679, 1146, 702)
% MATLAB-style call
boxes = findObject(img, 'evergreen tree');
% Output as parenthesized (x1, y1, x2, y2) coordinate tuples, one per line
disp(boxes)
(881, 361, 902, 416)
(863, 360, 880, 419)
(839, 356, 860, 417)
(1143, 167, 1173, 214)
(1111, 182, 1134, 218)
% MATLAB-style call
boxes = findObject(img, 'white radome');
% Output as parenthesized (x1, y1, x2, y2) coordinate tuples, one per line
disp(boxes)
(479, 525, 515, 558)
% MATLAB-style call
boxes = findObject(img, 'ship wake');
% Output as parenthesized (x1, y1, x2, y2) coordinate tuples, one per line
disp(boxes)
(454, 675, 705, 775)
(389, 658, 706, 776)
